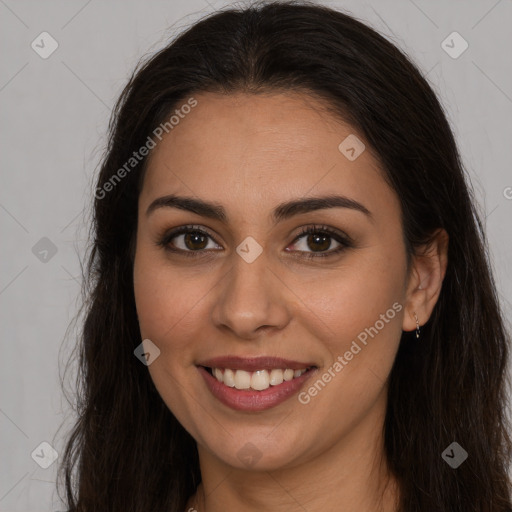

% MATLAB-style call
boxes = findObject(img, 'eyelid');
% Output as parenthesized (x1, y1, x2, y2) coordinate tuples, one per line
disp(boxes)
(290, 224, 353, 245)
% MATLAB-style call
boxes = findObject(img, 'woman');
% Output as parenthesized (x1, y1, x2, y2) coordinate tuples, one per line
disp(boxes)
(58, 1, 512, 511)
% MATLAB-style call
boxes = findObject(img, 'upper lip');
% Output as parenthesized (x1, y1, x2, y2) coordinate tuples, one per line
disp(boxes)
(198, 356, 316, 372)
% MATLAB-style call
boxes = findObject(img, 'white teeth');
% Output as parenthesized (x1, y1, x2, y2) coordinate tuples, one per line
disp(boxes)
(214, 368, 223, 382)
(211, 367, 308, 391)
(251, 370, 270, 391)
(269, 369, 284, 386)
(234, 369, 251, 390)
(283, 369, 295, 381)
(223, 368, 235, 387)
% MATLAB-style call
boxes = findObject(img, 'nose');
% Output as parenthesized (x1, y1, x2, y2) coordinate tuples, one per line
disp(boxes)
(210, 249, 291, 340)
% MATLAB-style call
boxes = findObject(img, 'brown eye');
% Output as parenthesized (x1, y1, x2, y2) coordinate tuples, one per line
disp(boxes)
(183, 232, 209, 250)
(305, 233, 332, 252)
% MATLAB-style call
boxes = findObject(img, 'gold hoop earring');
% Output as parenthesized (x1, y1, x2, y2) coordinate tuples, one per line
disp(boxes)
(413, 312, 420, 339)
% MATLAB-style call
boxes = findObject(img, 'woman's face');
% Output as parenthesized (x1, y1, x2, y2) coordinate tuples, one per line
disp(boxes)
(133, 91, 413, 471)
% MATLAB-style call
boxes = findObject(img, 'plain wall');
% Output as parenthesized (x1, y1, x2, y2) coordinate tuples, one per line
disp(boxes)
(1, 0, 511, 510)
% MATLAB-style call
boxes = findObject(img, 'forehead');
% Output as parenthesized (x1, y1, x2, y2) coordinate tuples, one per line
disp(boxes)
(140, 91, 398, 222)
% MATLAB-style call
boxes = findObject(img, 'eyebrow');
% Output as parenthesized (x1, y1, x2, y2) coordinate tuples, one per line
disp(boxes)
(146, 194, 372, 224)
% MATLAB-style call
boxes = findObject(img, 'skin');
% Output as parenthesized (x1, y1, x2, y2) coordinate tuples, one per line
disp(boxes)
(133, 91, 448, 512)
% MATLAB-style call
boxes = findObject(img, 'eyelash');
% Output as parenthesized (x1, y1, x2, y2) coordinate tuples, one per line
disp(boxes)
(157, 224, 353, 259)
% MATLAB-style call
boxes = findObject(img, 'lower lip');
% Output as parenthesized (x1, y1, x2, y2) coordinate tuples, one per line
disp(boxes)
(198, 366, 315, 412)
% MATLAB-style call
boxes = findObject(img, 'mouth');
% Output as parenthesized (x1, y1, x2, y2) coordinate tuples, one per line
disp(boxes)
(197, 356, 318, 411)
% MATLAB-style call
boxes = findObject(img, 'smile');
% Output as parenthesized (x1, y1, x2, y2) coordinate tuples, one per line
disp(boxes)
(197, 356, 317, 411)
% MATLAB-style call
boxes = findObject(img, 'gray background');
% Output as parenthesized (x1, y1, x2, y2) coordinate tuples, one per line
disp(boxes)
(1, 0, 511, 510)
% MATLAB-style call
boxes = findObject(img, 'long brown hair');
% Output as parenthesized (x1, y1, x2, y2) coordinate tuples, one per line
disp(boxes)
(58, 2, 512, 510)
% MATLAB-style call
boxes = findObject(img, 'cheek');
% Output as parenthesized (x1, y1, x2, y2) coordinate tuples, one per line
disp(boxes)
(132, 248, 209, 426)
(300, 251, 405, 340)
(133, 247, 186, 346)
(297, 252, 406, 415)
(294, 250, 407, 397)
(133, 245, 218, 358)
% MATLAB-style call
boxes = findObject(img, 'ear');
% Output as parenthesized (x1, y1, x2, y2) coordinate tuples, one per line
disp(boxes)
(402, 228, 449, 333)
